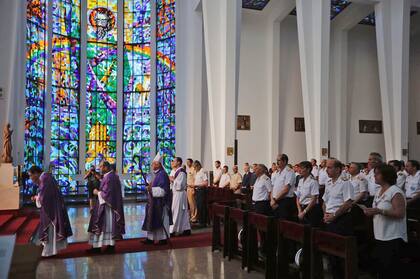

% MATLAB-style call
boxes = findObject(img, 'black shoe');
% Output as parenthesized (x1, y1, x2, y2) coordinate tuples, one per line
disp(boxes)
(182, 230, 191, 236)
(104, 245, 115, 254)
(157, 239, 168, 245)
(170, 233, 176, 237)
(86, 247, 101, 254)
(141, 239, 154, 245)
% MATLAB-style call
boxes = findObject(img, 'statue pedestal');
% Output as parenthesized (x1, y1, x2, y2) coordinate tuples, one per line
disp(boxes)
(0, 163, 20, 210)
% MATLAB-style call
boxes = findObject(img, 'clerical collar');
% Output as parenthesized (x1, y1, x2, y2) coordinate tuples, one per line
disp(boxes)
(104, 171, 112, 177)
(176, 167, 183, 172)
(153, 168, 161, 174)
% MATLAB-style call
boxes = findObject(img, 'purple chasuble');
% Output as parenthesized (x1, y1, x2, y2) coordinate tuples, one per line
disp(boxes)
(142, 168, 173, 231)
(88, 171, 125, 239)
(37, 173, 73, 242)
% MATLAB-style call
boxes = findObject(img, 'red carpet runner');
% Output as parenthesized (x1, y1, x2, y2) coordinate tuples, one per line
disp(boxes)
(0, 210, 40, 244)
(50, 232, 212, 260)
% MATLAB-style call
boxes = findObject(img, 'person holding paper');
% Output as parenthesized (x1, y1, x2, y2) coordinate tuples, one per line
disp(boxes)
(87, 161, 125, 253)
(363, 164, 406, 279)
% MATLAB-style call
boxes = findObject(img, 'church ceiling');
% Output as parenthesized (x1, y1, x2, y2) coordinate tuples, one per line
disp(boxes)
(289, 0, 351, 20)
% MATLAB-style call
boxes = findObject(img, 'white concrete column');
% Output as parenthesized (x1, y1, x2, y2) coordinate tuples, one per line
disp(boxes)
(202, 0, 241, 166)
(375, 0, 411, 161)
(266, 0, 295, 162)
(329, 3, 373, 162)
(176, 0, 203, 160)
(296, 0, 330, 161)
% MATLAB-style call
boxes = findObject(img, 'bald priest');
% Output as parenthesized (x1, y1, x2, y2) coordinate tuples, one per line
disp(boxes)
(142, 153, 173, 245)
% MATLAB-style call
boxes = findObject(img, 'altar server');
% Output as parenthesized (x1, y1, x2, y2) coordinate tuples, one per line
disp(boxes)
(170, 157, 191, 236)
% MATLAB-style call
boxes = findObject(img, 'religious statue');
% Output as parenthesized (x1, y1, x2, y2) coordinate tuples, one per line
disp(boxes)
(2, 123, 13, 163)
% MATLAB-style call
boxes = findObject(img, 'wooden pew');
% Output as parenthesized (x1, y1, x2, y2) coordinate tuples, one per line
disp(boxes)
(208, 188, 229, 225)
(310, 229, 358, 279)
(407, 208, 420, 244)
(227, 207, 249, 269)
(277, 220, 311, 279)
(212, 203, 230, 257)
(246, 212, 276, 279)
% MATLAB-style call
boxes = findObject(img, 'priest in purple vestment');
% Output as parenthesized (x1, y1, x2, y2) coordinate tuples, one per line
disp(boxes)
(29, 166, 73, 257)
(142, 153, 173, 245)
(87, 161, 125, 254)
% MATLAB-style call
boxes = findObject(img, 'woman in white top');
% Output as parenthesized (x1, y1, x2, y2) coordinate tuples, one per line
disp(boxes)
(363, 164, 406, 279)
(296, 161, 322, 227)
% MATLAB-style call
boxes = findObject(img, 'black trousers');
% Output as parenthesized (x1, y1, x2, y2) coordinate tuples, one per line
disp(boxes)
(273, 197, 296, 220)
(325, 212, 353, 279)
(372, 238, 404, 279)
(195, 188, 208, 225)
(407, 198, 420, 210)
(252, 200, 270, 253)
(252, 200, 271, 216)
(301, 204, 323, 227)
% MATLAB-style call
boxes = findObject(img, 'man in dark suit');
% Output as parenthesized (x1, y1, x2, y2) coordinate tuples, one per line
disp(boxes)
(242, 163, 256, 194)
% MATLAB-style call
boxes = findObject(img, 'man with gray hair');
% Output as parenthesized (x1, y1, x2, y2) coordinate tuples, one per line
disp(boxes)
(323, 158, 354, 279)
(142, 153, 172, 245)
(251, 164, 272, 215)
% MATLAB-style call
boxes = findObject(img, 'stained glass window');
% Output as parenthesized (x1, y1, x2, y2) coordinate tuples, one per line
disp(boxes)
(25, 0, 48, 194)
(86, 0, 118, 169)
(25, 0, 176, 195)
(50, 0, 81, 194)
(156, 0, 176, 171)
(123, 0, 151, 191)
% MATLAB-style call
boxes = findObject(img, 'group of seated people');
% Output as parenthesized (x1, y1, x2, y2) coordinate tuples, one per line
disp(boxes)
(205, 152, 419, 279)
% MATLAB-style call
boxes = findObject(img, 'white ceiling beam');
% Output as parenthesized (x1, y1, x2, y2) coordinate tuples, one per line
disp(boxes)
(332, 2, 374, 31)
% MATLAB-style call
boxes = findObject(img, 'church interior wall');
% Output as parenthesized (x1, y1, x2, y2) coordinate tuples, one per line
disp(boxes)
(236, 11, 270, 168)
(278, 16, 307, 165)
(346, 24, 385, 162)
(0, 0, 18, 151)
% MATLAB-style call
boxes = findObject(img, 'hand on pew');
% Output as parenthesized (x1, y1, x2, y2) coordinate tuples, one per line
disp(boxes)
(323, 213, 335, 224)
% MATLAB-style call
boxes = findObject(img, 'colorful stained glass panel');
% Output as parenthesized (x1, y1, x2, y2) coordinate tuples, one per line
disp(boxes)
(123, 0, 151, 191)
(25, 0, 48, 195)
(86, 0, 118, 170)
(156, 0, 176, 171)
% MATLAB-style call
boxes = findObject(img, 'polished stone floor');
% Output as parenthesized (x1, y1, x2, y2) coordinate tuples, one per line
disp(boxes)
(67, 203, 147, 243)
(36, 247, 264, 279)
